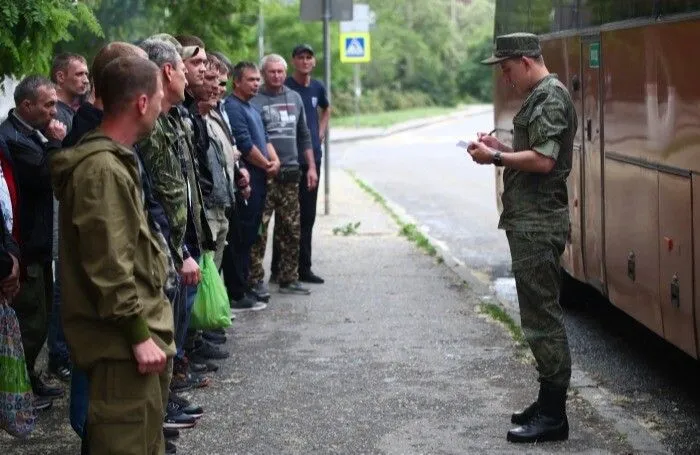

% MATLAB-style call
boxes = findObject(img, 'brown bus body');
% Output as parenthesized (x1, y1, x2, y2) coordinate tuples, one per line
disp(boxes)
(493, 4, 700, 358)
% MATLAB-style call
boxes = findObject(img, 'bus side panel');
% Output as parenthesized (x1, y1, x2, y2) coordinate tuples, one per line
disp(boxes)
(694, 175, 700, 357)
(659, 173, 696, 358)
(639, 19, 700, 173)
(541, 37, 585, 281)
(604, 160, 663, 337)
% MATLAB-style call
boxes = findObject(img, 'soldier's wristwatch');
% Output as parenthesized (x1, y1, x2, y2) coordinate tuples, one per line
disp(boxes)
(493, 151, 503, 167)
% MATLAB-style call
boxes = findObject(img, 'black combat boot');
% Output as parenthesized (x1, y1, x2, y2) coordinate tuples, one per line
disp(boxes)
(511, 399, 540, 425)
(507, 384, 569, 443)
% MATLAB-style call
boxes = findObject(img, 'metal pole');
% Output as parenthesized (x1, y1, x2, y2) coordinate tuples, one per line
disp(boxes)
(323, 0, 331, 215)
(353, 64, 360, 128)
(258, 0, 265, 63)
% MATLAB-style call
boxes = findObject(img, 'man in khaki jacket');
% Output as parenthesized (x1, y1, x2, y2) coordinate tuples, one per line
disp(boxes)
(50, 56, 174, 454)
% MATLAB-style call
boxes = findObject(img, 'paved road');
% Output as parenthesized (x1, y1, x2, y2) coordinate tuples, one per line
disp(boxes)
(335, 111, 700, 455)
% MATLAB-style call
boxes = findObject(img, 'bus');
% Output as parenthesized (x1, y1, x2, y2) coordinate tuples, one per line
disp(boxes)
(492, 0, 700, 358)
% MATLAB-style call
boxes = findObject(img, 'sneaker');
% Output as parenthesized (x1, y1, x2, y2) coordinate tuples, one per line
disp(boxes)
(34, 396, 53, 411)
(163, 427, 180, 440)
(187, 353, 221, 372)
(279, 281, 311, 295)
(165, 440, 177, 454)
(299, 270, 325, 284)
(192, 340, 229, 360)
(230, 295, 267, 313)
(202, 330, 227, 345)
(164, 401, 197, 429)
(186, 372, 211, 389)
(30, 375, 64, 398)
(48, 360, 72, 382)
(189, 361, 208, 374)
(169, 373, 193, 393)
(250, 280, 271, 302)
(170, 392, 204, 419)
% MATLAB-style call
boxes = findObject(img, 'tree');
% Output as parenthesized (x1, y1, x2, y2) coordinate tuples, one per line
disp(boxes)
(0, 0, 102, 80)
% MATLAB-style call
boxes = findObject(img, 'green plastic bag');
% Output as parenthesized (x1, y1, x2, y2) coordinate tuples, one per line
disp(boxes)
(190, 252, 232, 330)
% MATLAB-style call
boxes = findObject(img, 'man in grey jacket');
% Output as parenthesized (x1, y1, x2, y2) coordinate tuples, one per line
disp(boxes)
(249, 54, 318, 297)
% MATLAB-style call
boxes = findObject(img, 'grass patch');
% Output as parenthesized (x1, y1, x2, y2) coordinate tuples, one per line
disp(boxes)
(333, 106, 461, 128)
(333, 221, 361, 236)
(478, 302, 525, 346)
(400, 224, 437, 257)
(348, 170, 442, 261)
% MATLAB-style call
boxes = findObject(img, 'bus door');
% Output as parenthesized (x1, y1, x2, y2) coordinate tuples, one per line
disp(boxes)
(580, 35, 606, 294)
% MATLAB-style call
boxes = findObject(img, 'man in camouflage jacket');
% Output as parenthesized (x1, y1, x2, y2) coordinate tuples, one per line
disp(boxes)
(469, 32, 577, 444)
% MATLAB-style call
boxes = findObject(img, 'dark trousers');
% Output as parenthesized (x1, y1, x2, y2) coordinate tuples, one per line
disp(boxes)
(14, 261, 52, 375)
(272, 163, 320, 276)
(48, 262, 70, 367)
(221, 205, 246, 300)
(223, 175, 266, 299)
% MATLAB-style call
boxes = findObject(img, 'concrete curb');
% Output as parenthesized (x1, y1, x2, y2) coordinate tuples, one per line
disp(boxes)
(329, 105, 493, 144)
(346, 171, 670, 455)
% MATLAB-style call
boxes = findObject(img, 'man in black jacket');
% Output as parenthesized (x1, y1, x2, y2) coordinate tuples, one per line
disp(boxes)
(0, 75, 65, 399)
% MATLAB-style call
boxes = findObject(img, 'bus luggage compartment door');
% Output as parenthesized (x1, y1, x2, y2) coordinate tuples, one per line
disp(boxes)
(659, 173, 695, 358)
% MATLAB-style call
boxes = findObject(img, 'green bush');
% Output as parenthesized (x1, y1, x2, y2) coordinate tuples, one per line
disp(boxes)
(332, 89, 437, 117)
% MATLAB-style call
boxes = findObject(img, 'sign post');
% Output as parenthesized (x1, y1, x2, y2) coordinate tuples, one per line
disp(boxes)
(340, 4, 372, 134)
(300, 0, 354, 215)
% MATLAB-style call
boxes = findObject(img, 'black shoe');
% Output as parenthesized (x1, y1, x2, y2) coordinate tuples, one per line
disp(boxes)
(187, 353, 220, 372)
(34, 396, 54, 411)
(48, 360, 72, 382)
(192, 340, 229, 360)
(170, 392, 204, 419)
(230, 295, 267, 312)
(165, 440, 177, 454)
(507, 412, 569, 443)
(202, 330, 227, 345)
(279, 281, 311, 295)
(511, 400, 540, 425)
(189, 361, 208, 374)
(163, 427, 180, 440)
(299, 270, 324, 284)
(31, 375, 64, 398)
(164, 401, 197, 429)
(186, 372, 211, 389)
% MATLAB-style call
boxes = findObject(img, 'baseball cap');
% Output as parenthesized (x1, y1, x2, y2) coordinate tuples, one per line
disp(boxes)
(292, 44, 315, 57)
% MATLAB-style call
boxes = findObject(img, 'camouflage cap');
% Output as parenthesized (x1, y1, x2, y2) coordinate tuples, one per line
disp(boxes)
(148, 33, 200, 60)
(481, 32, 541, 65)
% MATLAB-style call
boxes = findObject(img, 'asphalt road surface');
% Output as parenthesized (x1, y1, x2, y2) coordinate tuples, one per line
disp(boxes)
(334, 110, 700, 455)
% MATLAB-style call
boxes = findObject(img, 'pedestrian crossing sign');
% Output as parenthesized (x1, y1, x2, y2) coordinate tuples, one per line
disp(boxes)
(340, 32, 371, 63)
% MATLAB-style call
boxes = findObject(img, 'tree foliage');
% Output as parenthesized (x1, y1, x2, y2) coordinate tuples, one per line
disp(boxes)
(0, 0, 102, 79)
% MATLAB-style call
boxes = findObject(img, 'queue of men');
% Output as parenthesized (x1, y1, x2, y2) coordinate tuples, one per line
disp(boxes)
(0, 34, 330, 454)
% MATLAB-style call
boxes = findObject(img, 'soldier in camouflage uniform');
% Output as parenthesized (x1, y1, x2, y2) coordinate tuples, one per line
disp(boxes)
(470, 33, 577, 443)
(249, 54, 318, 296)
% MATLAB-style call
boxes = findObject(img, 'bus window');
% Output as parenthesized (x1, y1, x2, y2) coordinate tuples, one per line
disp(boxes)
(659, 0, 700, 14)
(580, 0, 655, 26)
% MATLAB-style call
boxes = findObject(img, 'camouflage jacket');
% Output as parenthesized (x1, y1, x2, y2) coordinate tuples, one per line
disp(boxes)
(499, 74, 577, 232)
(137, 114, 188, 267)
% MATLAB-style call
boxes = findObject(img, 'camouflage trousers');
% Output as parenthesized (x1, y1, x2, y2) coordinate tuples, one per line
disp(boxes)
(249, 178, 301, 285)
(506, 230, 572, 388)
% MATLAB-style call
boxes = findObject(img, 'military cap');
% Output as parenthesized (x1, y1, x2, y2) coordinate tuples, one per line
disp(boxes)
(148, 33, 200, 60)
(481, 32, 542, 65)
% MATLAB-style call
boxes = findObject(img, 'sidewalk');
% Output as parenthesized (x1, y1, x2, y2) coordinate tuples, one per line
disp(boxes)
(1, 169, 666, 454)
(330, 104, 493, 144)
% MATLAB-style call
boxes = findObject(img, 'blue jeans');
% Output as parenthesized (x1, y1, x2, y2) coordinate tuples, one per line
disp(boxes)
(175, 256, 199, 359)
(70, 367, 89, 438)
(47, 262, 70, 366)
(237, 175, 267, 286)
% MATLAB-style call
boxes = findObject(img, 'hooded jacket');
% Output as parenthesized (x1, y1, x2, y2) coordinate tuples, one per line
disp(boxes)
(50, 130, 175, 369)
